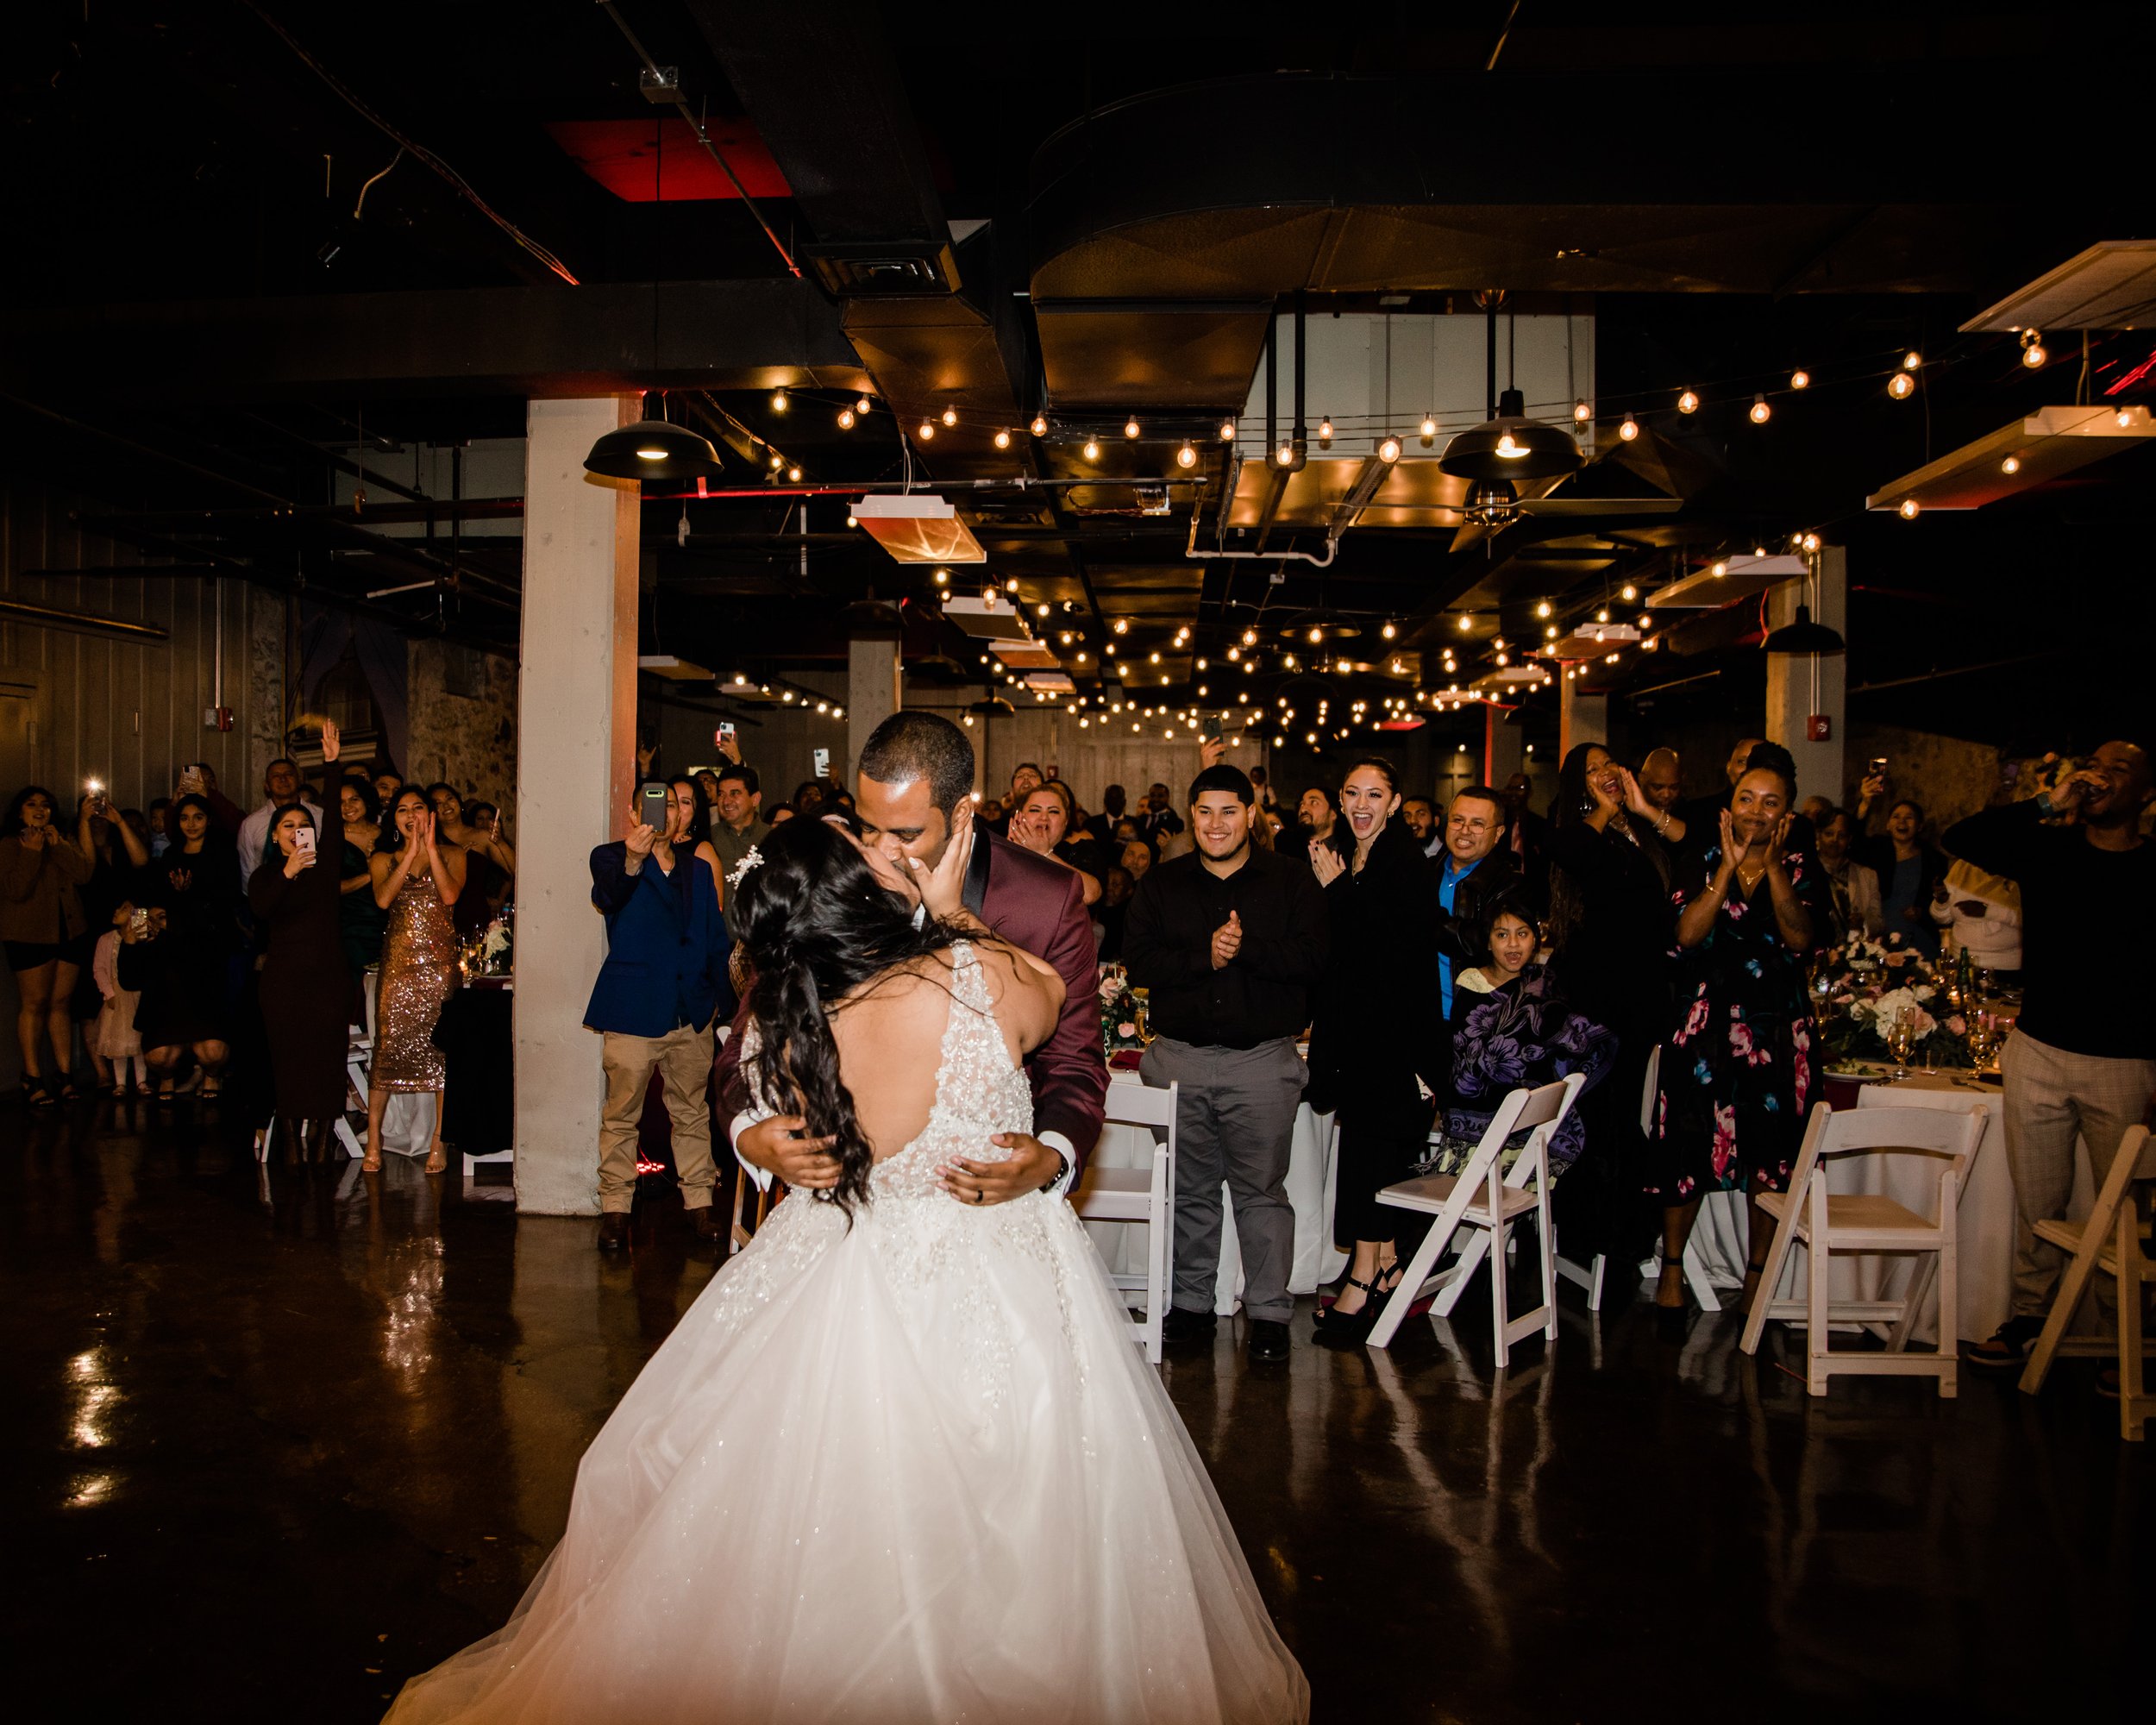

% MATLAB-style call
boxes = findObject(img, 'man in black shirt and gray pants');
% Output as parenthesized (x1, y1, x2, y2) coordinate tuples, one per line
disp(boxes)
(1946, 741, 2156, 1371)
(1125, 762, 1330, 1363)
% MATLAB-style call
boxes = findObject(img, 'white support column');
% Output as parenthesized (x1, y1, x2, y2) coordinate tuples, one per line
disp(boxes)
(845, 605, 903, 782)
(1482, 704, 1524, 787)
(1765, 544, 1847, 809)
(511, 396, 640, 1215)
(1559, 681, 1608, 761)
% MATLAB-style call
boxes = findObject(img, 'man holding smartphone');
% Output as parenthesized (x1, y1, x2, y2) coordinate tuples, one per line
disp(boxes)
(585, 783, 736, 1250)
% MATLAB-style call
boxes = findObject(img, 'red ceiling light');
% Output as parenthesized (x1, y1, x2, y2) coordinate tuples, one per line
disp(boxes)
(543, 119, 791, 202)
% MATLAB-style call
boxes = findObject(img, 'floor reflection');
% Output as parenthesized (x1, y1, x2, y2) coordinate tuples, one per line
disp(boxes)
(4, 1107, 2148, 1721)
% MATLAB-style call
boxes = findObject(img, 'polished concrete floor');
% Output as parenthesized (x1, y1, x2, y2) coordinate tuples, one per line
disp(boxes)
(5, 1097, 2149, 1722)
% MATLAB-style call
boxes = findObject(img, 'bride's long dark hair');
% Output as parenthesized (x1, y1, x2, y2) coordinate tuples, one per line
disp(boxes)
(730, 816, 961, 1217)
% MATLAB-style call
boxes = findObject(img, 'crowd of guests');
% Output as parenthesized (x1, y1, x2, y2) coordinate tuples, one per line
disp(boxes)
(1104, 729, 2151, 1372)
(1, 728, 518, 1170)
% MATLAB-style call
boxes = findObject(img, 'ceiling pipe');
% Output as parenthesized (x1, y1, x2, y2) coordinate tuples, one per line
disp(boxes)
(1183, 512, 1337, 568)
(0, 596, 170, 643)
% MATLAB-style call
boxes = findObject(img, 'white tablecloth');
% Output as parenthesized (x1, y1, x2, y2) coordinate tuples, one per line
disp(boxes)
(1087, 1067, 1347, 1315)
(1689, 1071, 2094, 1344)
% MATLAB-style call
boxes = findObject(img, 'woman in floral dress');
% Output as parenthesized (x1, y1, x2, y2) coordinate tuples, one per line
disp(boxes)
(1651, 752, 1830, 1313)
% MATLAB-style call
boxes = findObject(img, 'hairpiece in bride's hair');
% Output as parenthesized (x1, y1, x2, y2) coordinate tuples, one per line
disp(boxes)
(726, 846, 763, 890)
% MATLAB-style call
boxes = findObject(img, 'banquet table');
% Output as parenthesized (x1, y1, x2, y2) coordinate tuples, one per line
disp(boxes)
(1087, 1065, 1347, 1315)
(1687, 1068, 2095, 1345)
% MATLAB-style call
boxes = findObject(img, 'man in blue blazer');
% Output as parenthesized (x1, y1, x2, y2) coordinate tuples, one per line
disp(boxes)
(586, 781, 735, 1251)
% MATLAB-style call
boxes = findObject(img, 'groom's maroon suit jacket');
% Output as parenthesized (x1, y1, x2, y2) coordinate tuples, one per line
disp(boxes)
(717, 821, 1108, 1176)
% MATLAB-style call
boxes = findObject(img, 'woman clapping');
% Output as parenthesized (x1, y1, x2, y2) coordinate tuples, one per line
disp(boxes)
(1306, 756, 1442, 1339)
(367, 786, 465, 1170)
(1650, 750, 1829, 1313)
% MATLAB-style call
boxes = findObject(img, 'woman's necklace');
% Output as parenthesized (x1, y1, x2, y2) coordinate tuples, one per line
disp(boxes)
(1735, 856, 1768, 894)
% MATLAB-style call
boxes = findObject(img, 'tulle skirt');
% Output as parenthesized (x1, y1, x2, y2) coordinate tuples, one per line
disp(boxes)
(385, 1184, 1308, 1723)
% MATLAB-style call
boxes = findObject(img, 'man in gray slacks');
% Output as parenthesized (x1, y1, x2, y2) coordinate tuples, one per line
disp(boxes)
(1124, 762, 1330, 1363)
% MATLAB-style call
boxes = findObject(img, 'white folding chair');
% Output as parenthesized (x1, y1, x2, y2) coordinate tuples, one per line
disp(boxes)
(2018, 1124, 2156, 1440)
(1368, 1074, 1584, 1361)
(1739, 1101, 1985, 1398)
(1073, 1080, 1178, 1365)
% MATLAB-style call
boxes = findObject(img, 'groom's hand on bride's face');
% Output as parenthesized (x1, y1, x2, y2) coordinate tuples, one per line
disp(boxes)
(737, 1114, 842, 1189)
(939, 1132, 1059, 1206)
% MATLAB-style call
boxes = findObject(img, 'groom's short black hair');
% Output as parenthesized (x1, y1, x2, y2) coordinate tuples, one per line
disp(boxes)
(860, 711, 975, 812)
(1188, 764, 1254, 807)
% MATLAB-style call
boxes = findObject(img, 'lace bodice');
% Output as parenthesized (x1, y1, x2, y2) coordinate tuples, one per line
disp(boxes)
(868, 939, 1037, 1197)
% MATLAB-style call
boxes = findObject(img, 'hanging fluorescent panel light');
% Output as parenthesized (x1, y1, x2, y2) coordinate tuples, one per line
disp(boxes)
(851, 494, 985, 563)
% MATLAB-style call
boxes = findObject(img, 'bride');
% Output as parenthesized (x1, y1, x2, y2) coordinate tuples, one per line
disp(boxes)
(386, 812, 1308, 1722)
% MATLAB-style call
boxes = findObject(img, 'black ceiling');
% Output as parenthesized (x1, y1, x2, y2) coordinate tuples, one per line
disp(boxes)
(3, 0, 2153, 750)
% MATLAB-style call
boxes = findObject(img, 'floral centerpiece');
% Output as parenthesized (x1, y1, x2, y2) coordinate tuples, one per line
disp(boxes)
(1098, 966, 1149, 1057)
(461, 907, 514, 981)
(1812, 932, 1973, 1068)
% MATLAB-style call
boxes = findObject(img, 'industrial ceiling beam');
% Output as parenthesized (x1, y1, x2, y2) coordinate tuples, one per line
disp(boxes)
(0, 279, 865, 403)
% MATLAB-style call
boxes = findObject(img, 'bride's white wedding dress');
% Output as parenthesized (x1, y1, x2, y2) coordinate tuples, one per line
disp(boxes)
(386, 943, 1308, 1722)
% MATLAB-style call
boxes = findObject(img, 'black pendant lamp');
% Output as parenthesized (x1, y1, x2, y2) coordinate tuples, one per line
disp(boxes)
(1763, 604, 1846, 656)
(1439, 387, 1584, 484)
(584, 394, 723, 486)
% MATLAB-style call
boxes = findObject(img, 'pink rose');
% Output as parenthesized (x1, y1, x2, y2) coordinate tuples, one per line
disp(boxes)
(1710, 1103, 1738, 1178)
(1116, 1022, 1137, 1038)
(1945, 1014, 1967, 1036)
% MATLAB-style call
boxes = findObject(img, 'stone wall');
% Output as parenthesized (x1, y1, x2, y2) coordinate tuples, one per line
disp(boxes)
(406, 638, 520, 816)
(1845, 721, 2003, 831)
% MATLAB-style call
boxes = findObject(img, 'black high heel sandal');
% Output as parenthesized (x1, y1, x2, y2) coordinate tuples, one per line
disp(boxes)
(1311, 1276, 1380, 1337)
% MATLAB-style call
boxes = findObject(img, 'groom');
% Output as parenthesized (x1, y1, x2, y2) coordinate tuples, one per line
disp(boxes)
(730, 711, 1107, 1201)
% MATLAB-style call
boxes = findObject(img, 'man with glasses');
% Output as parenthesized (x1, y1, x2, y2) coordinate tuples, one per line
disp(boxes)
(585, 781, 735, 1251)
(1435, 787, 1520, 1022)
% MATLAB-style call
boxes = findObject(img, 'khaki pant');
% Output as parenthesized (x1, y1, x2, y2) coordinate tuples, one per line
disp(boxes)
(599, 1022, 718, 1214)
(2002, 1029, 2156, 1320)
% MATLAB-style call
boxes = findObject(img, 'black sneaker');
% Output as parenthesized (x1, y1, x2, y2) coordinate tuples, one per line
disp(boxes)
(1161, 1307, 1217, 1346)
(1963, 1315, 2041, 1369)
(1246, 1320, 1290, 1363)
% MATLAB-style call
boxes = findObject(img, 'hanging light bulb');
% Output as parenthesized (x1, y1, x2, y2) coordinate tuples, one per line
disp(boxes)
(1113, 618, 1129, 634)
(1026, 413, 1047, 438)
(1902, 350, 1922, 371)
(1545, 624, 1558, 639)
(1307, 625, 1324, 644)
(770, 388, 790, 414)
(1495, 651, 1509, 667)
(1317, 417, 1334, 446)
(1082, 438, 1100, 461)
(1494, 430, 1527, 460)
(1219, 418, 1238, 442)
(932, 567, 949, 584)
(1381, 619, 1397, 640)
(941, 406, 958, 428)
(1124, 417, 1141, 440)
(1897, 498, 1921, 519)
(1620, 583, 1638, 601)
(768, 453, 783, 469)
(1677, 388, 1700, 414)
(1572, 399, 1592, 423)
(993, 427, 1012, 450)
(917, 418, 936, 441)
(837, 407, 856, 430)
(1801, 533, 1821, 554)
(1457, 613, 1474, 632)
(1749, 394, 1771, 423)
(2001, 455, 2021, 475)
(1888, 371, 1915, 399)
(786, 465, 802, 483)
(1618, 415, 1639, 442)
(1175, 441, 1198, 470)
(1006, 578, 1019, 593)
(1535, 599, 1552, 618)
(1595, 607, 1609, 624)
(2020, 330, 2046, 369)
(1790, 368, 1811, 390)
(2117, 407, 2135, 428)
(1275, 442, 1294, 467)
(1419, 413, 1438, 441)
(856, 396, 873, 415)
(1242, 627, 1258, 647)
(1711, 559, 1728, 577)
(1377, 435, 1402, 463)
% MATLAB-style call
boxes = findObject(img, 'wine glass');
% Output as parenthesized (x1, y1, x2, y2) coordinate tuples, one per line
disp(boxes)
(1131, 987, 1154, 1045)
(1884, 1010, 1915, 1081)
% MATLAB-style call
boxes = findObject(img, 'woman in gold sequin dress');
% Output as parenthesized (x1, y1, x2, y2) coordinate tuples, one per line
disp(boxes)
(365, 787, 466, 1172)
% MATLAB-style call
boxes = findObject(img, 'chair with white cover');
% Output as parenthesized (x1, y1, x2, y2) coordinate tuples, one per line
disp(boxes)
(1073, 1080, 1178, 1365)
(1739, 1101, 1985, 1397)
(1368, 1074, 1584, 1361)
(2017, 1123, 2156, 1440)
